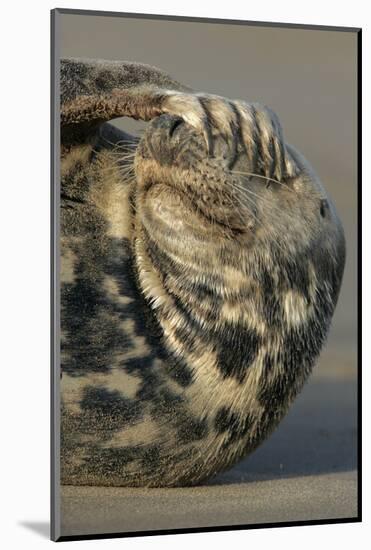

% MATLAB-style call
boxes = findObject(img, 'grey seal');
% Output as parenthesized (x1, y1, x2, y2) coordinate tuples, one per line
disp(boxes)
(60, 58, 345, 487)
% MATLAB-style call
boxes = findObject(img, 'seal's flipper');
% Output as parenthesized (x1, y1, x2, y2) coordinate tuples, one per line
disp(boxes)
(60, 58, 189, 144)
(61, 87, 169, 129)
(61, 58, 189, 105)
(60, 58, 297, 181)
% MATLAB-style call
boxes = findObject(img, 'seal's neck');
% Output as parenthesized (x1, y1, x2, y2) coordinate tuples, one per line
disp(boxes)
(134, 222, 273, 391)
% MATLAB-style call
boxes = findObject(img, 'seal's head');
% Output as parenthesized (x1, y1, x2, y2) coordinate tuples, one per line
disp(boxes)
(129, 111, 347, 465)
(134, 113, 345, 316)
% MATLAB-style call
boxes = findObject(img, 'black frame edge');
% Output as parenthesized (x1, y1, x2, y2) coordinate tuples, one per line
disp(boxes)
(356, 27, 362, 523)
(56, 517, 361, 542)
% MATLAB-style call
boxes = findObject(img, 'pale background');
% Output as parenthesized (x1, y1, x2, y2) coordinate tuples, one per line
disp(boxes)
(2, 0, 368, 549)
(58, 11, 358, 537)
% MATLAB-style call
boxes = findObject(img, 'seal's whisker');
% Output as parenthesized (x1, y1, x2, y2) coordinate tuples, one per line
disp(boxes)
(228, 179, 284, 218)
(117, 156, 137, 164)
(117, 161, 136, 169)
(218, 181, 262, 227)
(101, 135, 140, 149)
(228, 192, 260, 227)
(118, 170, 136, 181)
(102, 150, 137, 158)
(227, 169, 296, 193)
(118, 172, 136, 182)
(95, 161, 135, 173)
(105, 146, 138, 155)
(93, 151, 136, 167)
(227, 183, 290, 252)
(95, 164, 136, 179)
(228, 180, 278, 215)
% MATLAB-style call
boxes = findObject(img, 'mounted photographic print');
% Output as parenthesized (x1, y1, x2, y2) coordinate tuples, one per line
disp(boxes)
(51, 8, 361, 541)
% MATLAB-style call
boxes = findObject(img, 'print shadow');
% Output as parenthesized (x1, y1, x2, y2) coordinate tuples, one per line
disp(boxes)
(18, 521, 49, 539)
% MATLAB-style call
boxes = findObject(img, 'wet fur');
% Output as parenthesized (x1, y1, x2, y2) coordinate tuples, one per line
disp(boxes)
(60, 58, 345, 487)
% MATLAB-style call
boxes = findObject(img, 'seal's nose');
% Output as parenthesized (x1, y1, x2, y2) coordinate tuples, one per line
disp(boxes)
(151, 114, 184, 138)
(144, 115, 186, 165)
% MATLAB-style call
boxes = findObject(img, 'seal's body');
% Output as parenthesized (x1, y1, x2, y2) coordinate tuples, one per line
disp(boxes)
(60, 58, 345, 487)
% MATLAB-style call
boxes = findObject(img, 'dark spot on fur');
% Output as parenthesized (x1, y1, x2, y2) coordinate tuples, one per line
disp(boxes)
(260, 267, 275, 296)
(124, 355, 155, 374)
(141, 445, 161, 470)
(135, 371, 158, 401)
(151, 387, 184, 420)
(80, 386, 142, 430)
(79, 445, 144, 482)
(177, 416, 208, 443)
(165, 356, 194, 387)
(262, 354, 276, 377)
(214, 407, 232, 432)
(61, 233, 171, 378)
(282, 255, 311, 301)
(260, 268, 283, 327)
(61, 273, 134, 375)
(258, 294, 332, 412)
(216, 325, 260, 382)
(161, 287, 260, 383)
(214, 406, 255, 446)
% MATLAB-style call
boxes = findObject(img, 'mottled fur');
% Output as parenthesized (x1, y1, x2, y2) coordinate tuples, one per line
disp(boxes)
(60, 58, 345, 487)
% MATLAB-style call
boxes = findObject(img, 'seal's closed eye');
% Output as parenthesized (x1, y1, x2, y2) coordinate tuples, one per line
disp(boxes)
(320, 198, 330, 218)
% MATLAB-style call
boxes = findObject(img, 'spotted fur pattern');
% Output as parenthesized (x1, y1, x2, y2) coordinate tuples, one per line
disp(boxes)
(60, 59, 345, 487)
